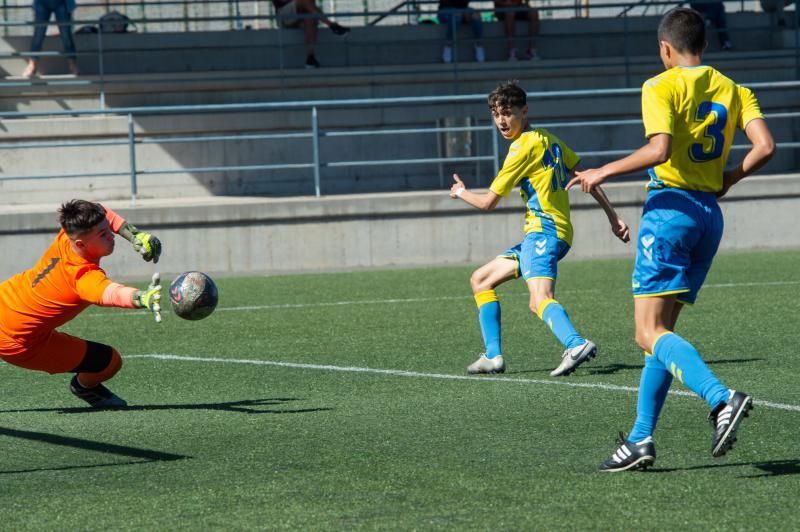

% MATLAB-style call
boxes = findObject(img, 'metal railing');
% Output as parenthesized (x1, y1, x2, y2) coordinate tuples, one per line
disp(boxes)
(0, 81, 797, 202)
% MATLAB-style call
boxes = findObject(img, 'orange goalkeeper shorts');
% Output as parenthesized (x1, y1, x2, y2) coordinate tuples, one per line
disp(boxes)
(0, 329, 89, 375)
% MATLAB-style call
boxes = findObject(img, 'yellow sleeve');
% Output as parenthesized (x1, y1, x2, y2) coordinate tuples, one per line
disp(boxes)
(737, 86, 764, 130)
(641, 78, 673, 138)
(489, 139, 530, 197)
(75, 267, 113, 305)
(561, 141, 581, 172)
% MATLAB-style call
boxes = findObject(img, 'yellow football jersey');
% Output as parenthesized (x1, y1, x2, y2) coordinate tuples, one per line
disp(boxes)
(641, 65, 763, 193)
(489, 128, 580, 245)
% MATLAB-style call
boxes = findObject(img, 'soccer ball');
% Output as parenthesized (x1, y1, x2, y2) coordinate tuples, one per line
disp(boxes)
(168, 271, 219, 320)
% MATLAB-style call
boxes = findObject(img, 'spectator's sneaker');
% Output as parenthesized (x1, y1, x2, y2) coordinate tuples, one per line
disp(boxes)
(526, 47, 540, 60)
(507, 48, 518, 61)
(466, 354, 506, 374)
(442, 45, 453, 63)
(67, 58, 80, 76)
(599, 433, 656, 472)
(22, 61, 38, 78)
(474, 44, 486, 63)
(550, 340, 596, 377)
(69, 375, 127, 408)
(722, 40, 733, 51)
(329, 22, 350, 36)
(709, 390, 753, 457)
(305, 55, 321, 69)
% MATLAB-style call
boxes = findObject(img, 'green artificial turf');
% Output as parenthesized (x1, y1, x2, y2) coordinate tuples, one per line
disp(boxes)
(1, 250, 799, 530)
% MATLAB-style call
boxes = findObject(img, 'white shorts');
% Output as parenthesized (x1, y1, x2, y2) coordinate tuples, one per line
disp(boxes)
(276, 1, 301, 28)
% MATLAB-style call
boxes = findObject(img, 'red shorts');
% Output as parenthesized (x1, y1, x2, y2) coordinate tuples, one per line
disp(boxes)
(0, 329, 89, 375)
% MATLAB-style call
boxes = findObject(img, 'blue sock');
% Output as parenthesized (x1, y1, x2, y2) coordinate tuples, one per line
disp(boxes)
(475, 290, 501, 359)
(653, 332, 729, 409)
(539, 299, 585, 349)
(628, 353, 673, 443)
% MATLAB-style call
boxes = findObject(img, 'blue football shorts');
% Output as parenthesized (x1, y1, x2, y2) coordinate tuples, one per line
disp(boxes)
(632, 187, 723, 304)
(500, 231, 571, 281)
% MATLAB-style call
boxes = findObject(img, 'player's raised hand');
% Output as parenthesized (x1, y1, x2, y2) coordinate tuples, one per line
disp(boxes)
(132, 231, 162, 264)
(612, 217, 631, 243)
(134, 272, 162, 323)
(450, 174, 466, 198)
(567, 168, 607, 193)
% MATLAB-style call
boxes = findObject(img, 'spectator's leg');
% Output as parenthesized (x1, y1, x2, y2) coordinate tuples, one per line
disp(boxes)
(302, 16, 318, 58)
(438, 10, 456, 63)
(501, 12, 516, 59)
(53, 1, 78, 74)
(526, 8, 540, 57)
(467, 10, 483, 40)
(466, 9, 485, 62)
(295, 0, 334, 27)
(25, 0, 52, 77)
(713, 4, 732, 48)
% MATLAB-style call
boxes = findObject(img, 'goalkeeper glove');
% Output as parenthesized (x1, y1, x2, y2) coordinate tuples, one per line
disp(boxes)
(119, 223, 162, 264)
(133, 273, 162, 323)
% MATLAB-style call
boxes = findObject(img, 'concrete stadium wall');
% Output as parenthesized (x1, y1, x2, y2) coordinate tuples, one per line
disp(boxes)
(1, 173, 798, 281)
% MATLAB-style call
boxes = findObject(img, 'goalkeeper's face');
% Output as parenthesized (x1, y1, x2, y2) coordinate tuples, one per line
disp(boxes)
(491, 104, 528, 140)
(73, 219, 115, 260)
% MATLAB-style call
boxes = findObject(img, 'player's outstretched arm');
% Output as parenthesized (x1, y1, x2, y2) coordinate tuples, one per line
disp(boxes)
(589, 184, 630, 243)
(118, 222, 163, 264)
(719, 118, 776, 198)
(449, 174, 501, 211)
(567, 134, 672, 193)
(99, 273, 162, 323)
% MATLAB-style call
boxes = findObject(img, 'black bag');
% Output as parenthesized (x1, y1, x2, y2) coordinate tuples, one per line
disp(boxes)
(99, 11, 134, 33)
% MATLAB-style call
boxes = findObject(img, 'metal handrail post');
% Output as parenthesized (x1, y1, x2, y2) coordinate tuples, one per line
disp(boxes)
(97, 30, 106, 110)
(795, 5, 799, 80)
(127, 113, 138, 205)
(623, 11, 631, 88)
(492, 124, 499, 176)
(312, 106, 321, 197)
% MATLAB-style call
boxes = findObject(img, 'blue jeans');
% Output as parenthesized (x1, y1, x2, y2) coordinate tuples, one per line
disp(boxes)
(690, 1, 730, 45)
(438, 8, 483, 42)
(30, 0, 76, 57)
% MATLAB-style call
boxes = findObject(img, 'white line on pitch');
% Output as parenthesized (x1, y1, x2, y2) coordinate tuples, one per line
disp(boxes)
(84, 279, 799, 317)
(127, 353, 800, 413)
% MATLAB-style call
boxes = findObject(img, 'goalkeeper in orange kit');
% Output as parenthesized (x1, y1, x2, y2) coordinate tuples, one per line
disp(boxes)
(0, 200, 163, 408)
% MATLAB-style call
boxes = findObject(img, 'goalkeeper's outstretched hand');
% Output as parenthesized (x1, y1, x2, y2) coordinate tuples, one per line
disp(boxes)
(134, 273, 162, 323)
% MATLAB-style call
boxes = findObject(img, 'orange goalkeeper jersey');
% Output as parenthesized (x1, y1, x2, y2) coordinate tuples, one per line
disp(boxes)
(0, 206, 126, 353)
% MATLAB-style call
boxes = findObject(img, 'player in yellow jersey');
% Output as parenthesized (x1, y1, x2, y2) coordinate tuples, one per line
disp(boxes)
(0, 200, 163, 408)
(449, 81, 630, 377)
(567, 8, 776, 471)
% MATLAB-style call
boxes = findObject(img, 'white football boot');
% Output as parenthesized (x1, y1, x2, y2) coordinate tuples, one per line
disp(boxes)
(466, 354, 506, 374)
(550, 340, 597, 377)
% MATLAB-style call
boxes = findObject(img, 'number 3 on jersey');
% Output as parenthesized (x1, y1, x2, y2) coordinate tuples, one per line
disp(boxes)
(543, 143, 569, 191)
(690, 101, 728, 162)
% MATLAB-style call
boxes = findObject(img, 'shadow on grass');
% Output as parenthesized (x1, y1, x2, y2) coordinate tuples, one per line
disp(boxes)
(0, 398, 333, 415)
(647, 459, 800, 477)
(510, 363, 641, 376)
(0, 426, 187, 475)
(513, 357, 767, 377)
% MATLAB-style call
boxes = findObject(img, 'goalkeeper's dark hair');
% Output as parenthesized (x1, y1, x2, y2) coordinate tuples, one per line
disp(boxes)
(58, 200, 107, 237)
(488, 80, 527, 110)
(658, 7, 705, 55)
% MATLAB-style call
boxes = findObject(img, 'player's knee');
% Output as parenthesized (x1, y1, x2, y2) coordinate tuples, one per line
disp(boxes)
(528, 291, 553, 317)
(469, 270, 488, 293)
(634, 329, 653, 352)
(72, 341, 121, 376)
(107, 348, 123, 377)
